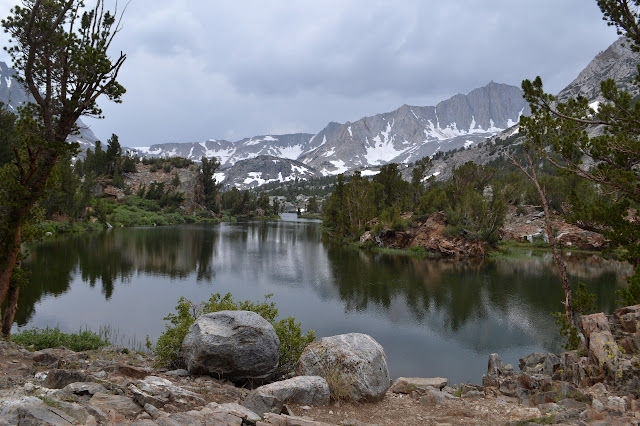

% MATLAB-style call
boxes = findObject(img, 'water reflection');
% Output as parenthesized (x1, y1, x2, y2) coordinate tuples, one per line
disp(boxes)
(19, 220, 631, 382)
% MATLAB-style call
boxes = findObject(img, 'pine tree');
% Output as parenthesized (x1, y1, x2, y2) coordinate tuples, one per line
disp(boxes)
(0, 0, 127, 336)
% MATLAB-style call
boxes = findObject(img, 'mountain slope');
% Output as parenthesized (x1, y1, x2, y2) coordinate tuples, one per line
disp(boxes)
(300, 82, 529, 174)
(557, 37, 639, 102)
(422, 37, 640, 182)
(220, 155, 322, 189)
(131, 133, 318, 168)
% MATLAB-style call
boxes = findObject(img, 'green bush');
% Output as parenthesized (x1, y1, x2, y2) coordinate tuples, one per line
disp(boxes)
(12, 326, 109, 351)
(155, 293, 315, 378)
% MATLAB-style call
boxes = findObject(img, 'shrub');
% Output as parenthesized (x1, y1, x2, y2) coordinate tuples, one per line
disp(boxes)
(12, 326, 109, 351)
(155, 293, 315, 377)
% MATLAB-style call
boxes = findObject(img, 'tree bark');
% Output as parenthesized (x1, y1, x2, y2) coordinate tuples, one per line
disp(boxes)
(1, 284, 19, 338)
(0, 225, 20, 308)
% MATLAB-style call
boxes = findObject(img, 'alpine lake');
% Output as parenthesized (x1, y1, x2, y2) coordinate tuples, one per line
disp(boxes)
(16, 213, 631, 384)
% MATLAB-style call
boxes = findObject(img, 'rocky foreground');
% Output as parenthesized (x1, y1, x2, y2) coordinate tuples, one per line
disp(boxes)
(1, 305, 640, 425)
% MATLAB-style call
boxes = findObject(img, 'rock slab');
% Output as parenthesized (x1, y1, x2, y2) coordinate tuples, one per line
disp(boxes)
(182, 310, 280, 383)
(295, 333, 390, 402)
(392, 377, 448, 393)
(244, 376, 329, 416)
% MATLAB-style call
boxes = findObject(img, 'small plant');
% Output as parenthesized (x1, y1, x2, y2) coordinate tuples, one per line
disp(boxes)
(37, 396, 61, 408)
(155, 293, 315, 377)
(12, 326, 109, 351)
(319, 363, 353, 402)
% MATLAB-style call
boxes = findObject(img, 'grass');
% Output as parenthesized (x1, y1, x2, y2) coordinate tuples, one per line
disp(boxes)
(12, 326, 110, 352)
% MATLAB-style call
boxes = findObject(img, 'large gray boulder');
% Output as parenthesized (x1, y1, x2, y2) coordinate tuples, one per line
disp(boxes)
(295, 333, 390, 402)
(182, 310, 280, 383)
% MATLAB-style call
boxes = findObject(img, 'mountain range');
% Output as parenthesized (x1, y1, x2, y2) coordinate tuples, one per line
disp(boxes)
(422, 36, 639, 182)
(128, 81, 529, 188)
(0, 36, 635, 190)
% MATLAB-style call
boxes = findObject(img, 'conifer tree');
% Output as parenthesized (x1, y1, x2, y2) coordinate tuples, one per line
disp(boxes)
(0, 0, 126, 335)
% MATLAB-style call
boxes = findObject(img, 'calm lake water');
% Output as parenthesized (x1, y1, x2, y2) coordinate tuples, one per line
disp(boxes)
(17, 213, 631, 384)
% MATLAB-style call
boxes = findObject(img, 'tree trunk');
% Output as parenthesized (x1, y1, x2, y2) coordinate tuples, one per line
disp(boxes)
(2, 284, 19, 338)
(538, 185, 574, 326)
(509, 150, 574, 326)
(0, 225, 21, 308)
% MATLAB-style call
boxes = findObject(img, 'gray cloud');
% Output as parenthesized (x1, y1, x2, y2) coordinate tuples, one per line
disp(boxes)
(0, 0, 622, 146)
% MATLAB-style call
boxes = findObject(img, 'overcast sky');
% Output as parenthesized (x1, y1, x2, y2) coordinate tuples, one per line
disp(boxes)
(0, 1, 621, 147)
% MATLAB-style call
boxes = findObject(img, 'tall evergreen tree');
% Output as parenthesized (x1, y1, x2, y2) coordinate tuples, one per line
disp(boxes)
(0, 0, 127, 336)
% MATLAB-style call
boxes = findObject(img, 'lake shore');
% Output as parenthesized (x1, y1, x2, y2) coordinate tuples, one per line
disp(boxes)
(2, 303, 640, 425)
(0, 340, 560, 425)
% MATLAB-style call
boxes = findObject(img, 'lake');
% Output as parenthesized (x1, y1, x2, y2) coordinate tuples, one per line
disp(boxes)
(17, 213, 630, 384)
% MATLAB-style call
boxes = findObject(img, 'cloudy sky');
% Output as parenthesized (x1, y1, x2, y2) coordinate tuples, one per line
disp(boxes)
(0, 1, 621, 147)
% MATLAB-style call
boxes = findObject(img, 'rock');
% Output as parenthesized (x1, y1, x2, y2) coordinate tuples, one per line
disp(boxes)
(143, 403, 163, 419)
(519, 353, 545, 373)
(58, 381, 108, 396)
(118, 363, 153, 379)
(295, 333, 390, 402)
(32, 347, 78, 366)
(462, 390, 485, 399)
(244, 376, 330, 416)
(45, 368, 89, 389)
(166, 369, 190, 377)
(136, 376, 206, 407)
(214, 402, 261, 423)
(543, 353, 561, 376)
(182, 310, 280, 383)
(128, 383, 170, 408)
(89, 392, 144, 419)
(55, 400, 92, 424)
(606, 396, 627, 413)
(243, 391, 284, 417)
(487, 353, 504, 376)
(391, 377, 448, 393)
(588, 331, 619, 374)
(259, 412, 333, 425)
(0, 397, 76, 425)
(614, 304, 640, 333)
(419, 388, 454, 406)
(579, 312, 611, 338)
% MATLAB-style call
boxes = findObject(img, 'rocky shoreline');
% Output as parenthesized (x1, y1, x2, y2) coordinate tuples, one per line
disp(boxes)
(1, 305, 639, 425)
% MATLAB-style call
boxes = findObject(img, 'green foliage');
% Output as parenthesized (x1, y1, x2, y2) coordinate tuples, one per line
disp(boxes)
(12, 326, 109, 352)
(553, 282, 598, 350)
(0, 104, 17, 166)
(155, 293, 315, 377)
(618, 266, 640, 306)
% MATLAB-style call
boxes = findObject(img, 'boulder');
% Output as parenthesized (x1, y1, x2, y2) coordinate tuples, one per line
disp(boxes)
(0, 397, 76, 425)
(243, 376, 329, 416)
(182, 310, 280, 383)
(295, 333, 390, 402)
(45, 368, 89, 389)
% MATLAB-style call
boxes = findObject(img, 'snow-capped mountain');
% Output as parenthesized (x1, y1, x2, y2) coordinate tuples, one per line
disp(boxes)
(131, 133, 320, 169)
(133, 82, 528, 181)
(419, 37, 640, 183)
(0, 61, 99, 149)
(300, 82, 529, 174)
(219, 155, 322, 190)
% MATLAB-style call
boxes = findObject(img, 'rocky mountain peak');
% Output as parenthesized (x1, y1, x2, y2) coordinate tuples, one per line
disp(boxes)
(557, 37, 640, 102)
